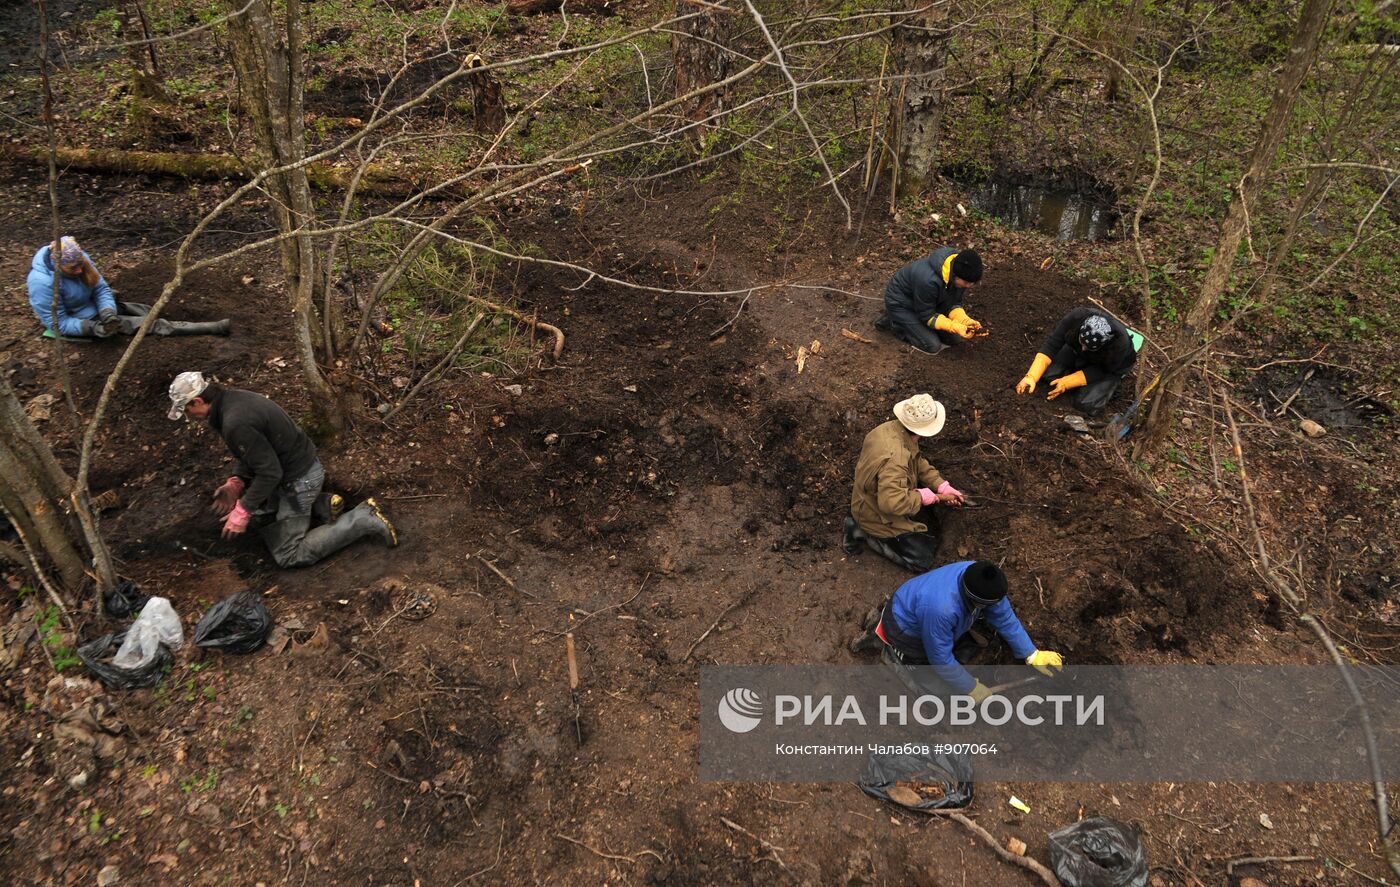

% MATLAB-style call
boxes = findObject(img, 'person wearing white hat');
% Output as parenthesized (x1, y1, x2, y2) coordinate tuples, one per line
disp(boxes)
(844, 394, 967, 573)
(168, 372, 398, 567)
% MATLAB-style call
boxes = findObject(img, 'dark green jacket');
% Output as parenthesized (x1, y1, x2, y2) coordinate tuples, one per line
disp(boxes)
(207, 388, 318, 511)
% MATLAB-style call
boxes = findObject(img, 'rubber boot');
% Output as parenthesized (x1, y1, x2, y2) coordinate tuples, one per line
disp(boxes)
(849, 629, 882, 655)
(163, 319, 232, 337)
(842, 516, 865, 555)
(285, 503, 393, 566)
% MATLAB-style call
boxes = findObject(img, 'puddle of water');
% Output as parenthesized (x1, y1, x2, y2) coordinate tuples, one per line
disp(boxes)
(959, 176, 1119, 241)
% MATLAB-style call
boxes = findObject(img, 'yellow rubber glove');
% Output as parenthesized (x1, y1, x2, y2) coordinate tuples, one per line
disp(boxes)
(948, 306, 982, 331)
(1046, 372, 1087, 400)
(933, 314, 973, 339)
(1025, 650, 1064, 676)
(1016, 353, 1053, 394)
(969, 680, 994, 702)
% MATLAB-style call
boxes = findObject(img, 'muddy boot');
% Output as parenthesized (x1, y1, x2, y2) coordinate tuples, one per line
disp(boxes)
(362, 497, 399, 547)
(849, 628, 882, 655)
(164, 319, 232, 337)
(282, 502, 392, 566)
(842, 516, 865, 555)
(873, 312, 892, 331)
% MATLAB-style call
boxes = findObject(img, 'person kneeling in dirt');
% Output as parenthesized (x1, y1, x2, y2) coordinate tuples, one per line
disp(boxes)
(1015, 307, 1135, 416)
(168, 372, 398, 568)
(850, 560, 1064, 701)
(843, 394, 967, 573)
(873, 246, 986, 354)
(27, 236, 231, 339)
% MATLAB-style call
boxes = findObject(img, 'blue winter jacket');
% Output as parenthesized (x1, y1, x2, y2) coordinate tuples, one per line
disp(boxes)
(889, 561, 1037, 693)
(27, 244, 116, 336)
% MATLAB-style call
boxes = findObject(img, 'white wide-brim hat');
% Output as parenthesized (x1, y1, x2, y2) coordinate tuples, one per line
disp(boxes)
(893, 393, 946, 437)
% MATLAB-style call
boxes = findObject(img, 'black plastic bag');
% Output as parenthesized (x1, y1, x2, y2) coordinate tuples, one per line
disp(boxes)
(78, 631, 172, 690)
(194, 591, 272, 654)
(858, 747, 974, 811)
(1048, 817, 1149, 887)
(103, 580, 149, 620)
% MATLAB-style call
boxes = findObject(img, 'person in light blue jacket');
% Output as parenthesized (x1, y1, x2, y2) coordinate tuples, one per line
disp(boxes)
(27, 237, 230, 338)
(852, 560, 1064, 699)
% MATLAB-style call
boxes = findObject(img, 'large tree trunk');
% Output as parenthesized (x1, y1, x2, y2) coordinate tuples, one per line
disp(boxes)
(227, 0, 346, 434)
(888, 5, 950, 196)
(1135, 0, 1333, 453)
(671, 0, 730, 126)
(0, 375, 86, 591)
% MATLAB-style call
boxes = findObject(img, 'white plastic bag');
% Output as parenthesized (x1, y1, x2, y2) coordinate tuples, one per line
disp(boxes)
(112, 597, 183, 668)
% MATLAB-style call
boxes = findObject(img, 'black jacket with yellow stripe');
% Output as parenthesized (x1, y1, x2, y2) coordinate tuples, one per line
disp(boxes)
(883, 246, 967, 326)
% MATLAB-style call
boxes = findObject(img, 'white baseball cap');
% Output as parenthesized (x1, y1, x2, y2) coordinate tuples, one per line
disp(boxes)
(167, 371, 208, 420)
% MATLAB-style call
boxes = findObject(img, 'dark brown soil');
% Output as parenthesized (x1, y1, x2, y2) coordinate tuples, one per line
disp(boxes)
(0, 163, 1395, 886)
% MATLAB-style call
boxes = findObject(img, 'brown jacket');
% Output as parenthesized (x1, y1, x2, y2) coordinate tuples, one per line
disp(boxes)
(850, 420, 944, 538)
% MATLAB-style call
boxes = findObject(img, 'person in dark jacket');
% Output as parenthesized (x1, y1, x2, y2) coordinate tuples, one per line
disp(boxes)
(844, 394, 967, 573)
(874, 247, 986, 354)
(168, 372, 397, 567)
(851, 560, 1064, 700)
(28, 237, 230, 339)
(1015, 307, 1136, 416)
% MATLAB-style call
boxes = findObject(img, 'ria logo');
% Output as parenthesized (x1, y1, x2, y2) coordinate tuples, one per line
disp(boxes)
(717, 688, 765, 733)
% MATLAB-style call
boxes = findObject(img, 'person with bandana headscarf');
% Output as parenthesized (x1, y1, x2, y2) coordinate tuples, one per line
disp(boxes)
(1015, 307, 1136, 416)
(27, 236, 231, 338)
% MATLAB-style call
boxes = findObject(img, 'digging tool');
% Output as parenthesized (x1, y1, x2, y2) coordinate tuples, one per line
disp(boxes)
(986, 674, 1042, 695)
(176, 540, 215, 561)
(1107, 369, 1162, 441)
(565, 614, 582, 744)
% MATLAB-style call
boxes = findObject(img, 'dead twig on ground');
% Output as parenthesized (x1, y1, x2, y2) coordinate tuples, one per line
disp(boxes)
(709, 289, 756, 339)
(911, 810, 1061, 886)
(1225, 855, 1314, 876)
(720, 816, 788, 871)
(684, 589, 755, 661)
(469, 550, 533, 597)
(554, 832, 655, 864)
(451, 827, 504, 885)
(382, 313, 486, 422)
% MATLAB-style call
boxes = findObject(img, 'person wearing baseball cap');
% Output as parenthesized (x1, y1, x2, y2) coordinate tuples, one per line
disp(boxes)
(851, 560, 1064, 701)
(1015, 307, 1137, 416)
(874, 246, 987, 354)
(169, 372, 398, 567)
(27, 236, 230, 339)
(844, 394, 968, 573)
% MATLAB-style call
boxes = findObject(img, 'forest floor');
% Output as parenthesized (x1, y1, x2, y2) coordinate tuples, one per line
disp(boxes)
(0, 158, 1395, 886)
(1, 1, 1398, 884)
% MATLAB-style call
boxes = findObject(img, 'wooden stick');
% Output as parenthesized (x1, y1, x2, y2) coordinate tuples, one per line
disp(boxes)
(684, 593, 751, 661)
(1225, 855, 1314, 876)
(913, 810, 1061, 887)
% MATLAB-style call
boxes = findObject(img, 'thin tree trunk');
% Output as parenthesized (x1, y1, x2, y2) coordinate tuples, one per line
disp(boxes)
(888, 4, 950, 196)
(671, 0, 729, 127)
(1136, 0, 1334, 453)
(227, 0, 346, 433)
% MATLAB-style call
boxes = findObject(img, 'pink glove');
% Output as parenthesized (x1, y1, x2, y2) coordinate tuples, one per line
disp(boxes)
(221, 501, 251, 539)
(937, 480, 965, 504)
(917, 487, 937, 507)
(211, 476, 246, 516)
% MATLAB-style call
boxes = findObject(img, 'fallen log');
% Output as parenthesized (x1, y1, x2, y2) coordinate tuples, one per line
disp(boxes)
(508, 0, 619, 13)
(1, 144, 412, 195)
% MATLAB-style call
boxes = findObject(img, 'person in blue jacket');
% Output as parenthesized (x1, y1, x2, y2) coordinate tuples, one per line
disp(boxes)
(852, 560, 1064, 699)
(27, 237, 230, 338)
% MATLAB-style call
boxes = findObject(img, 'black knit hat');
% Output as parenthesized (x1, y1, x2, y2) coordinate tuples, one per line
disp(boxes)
(959, 560, 1008, 606)
(950, 249, 983, 283)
